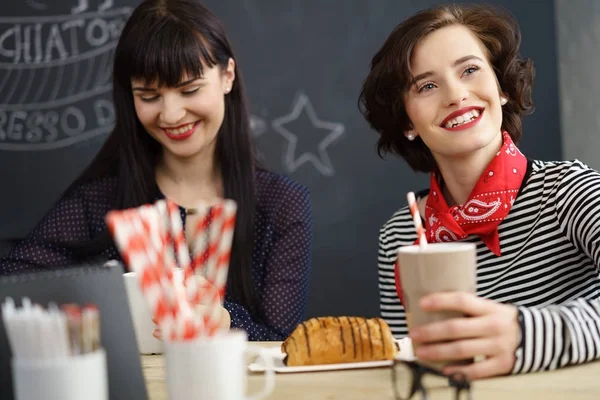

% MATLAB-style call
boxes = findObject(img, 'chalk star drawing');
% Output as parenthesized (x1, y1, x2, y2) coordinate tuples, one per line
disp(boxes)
(250, 114, 268, 161)
(272, 93, 344, 176)
(250, 114, 268, 139)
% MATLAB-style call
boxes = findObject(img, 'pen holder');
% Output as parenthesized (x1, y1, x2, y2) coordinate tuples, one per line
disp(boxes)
(11, 349, 108, 400)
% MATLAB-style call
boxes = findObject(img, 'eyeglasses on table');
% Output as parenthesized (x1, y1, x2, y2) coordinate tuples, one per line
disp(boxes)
(391, 359, 472, 400)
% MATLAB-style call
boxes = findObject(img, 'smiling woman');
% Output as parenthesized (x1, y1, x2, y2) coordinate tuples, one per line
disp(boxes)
(0, 0, 313, 342)
(360, 3, 600, 380)
(131, 64, 233, 159)
(402, 24, 508, 182)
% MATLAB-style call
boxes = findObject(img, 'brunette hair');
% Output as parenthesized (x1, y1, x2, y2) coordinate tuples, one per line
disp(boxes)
(358, 4, 535, 172)
(66, 0, 260, 314)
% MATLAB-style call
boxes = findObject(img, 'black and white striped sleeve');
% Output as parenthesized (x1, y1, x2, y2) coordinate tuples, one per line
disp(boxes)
(554, 160, 600, 266)
(378, 223, 408, 337)
(513, 161, 600, 373)
(513, 298, 600, 373)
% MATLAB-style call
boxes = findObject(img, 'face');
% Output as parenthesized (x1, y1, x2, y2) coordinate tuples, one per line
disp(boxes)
(132, 58, 235, 160)
(404, 24, 505, 163)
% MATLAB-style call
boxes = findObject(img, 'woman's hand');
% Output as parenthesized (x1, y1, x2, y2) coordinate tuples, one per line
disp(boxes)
(408, 292, 520, 380)
(152, 275, 231, 340)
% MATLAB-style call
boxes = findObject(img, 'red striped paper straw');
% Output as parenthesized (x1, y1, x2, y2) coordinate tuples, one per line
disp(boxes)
(158, 201, 187, 297)
(191, 205, 220, 278)
(189, 203, 224, 334)
(202, 203, 225, 288)
(150, 202, 198, 339)
(115, 210, 178, 338)
(165, 199, 197, 302)
(137, 206, 198, 340)
(156, 201, 177, 274)
(212, 200, 237, 300)
(179, 203, 212, 305)
(107, 211, 168, 332)
(204, 200, 237, 336)
(165, 200, 191, 273)
(106, 207, 198, 341)
(406, 192, 427, 250)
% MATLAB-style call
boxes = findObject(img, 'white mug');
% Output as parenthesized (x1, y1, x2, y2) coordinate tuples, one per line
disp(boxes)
(164, 330, 275, 400)
(122, 268, 183, 354)
(12, 350, 108, 400)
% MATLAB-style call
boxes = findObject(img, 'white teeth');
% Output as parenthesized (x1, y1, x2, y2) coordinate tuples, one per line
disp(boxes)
(165, 122, 195, 135)
(444, 110, 481, 128)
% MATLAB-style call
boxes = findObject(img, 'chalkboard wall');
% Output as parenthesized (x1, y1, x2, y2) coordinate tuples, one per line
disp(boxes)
(0, 0, 562, 318)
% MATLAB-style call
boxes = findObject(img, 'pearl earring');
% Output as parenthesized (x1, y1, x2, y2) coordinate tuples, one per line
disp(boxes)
(500, 96, 508, 105)
(406, 133, 416, 141)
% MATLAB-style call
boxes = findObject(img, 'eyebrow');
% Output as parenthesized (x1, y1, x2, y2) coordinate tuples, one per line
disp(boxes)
(131, 77, 203, 92)
(411, 55, 484, 85)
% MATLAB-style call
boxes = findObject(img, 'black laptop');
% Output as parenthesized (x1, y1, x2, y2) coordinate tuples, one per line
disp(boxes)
(0, 265, 148, 400)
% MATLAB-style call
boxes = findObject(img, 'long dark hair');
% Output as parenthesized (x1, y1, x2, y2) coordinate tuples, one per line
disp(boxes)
(69, 0, 260, 315)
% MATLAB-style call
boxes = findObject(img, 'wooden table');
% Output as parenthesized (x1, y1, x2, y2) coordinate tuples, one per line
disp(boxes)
(143, 342, 600, 399)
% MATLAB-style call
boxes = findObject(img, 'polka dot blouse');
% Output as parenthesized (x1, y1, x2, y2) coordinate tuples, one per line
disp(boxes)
(0, 169, 313, 341)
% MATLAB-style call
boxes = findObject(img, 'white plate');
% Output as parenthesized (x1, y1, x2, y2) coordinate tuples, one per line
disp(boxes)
(248, 337, 415, 373)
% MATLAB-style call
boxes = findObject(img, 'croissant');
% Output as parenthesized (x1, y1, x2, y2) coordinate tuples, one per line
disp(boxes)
(281, 316, 398, 366)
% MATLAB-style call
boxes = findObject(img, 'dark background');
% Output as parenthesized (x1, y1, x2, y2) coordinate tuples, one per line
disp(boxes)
(0, 0, 562, 319)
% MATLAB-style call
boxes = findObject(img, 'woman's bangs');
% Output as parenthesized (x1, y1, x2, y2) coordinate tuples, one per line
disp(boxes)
(128, 18, 217, 87)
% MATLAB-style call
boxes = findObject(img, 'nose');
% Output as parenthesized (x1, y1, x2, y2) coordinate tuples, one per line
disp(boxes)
(160, 95, 186, 126)
(443, 79, 469, 107)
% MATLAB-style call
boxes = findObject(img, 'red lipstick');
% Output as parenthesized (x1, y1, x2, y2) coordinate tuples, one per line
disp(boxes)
(440, 107, 483, 132)
(162, 121, 199, 141)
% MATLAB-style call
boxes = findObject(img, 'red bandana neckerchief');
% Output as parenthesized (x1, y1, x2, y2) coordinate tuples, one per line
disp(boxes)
(423, 131, 526, 256)
(394, 131, 527, 305)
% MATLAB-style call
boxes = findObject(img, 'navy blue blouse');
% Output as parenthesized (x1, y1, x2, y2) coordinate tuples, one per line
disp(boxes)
(0, 169, 312, 341)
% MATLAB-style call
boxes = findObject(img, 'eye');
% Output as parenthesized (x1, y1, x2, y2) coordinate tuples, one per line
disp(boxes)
(182, 87, 200, 96)
(463, 65, 480, 76)
(417, 82, 436, 93)
(139, 95, 159, 102)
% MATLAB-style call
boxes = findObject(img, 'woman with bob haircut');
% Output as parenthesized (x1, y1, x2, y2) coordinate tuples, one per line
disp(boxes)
(360, 3, 600, 378)
(0, 0, 313, 342)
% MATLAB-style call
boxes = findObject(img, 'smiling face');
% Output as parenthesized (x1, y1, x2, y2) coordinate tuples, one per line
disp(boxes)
(403, 24, 505, 164)
(131, 58, 235, 160)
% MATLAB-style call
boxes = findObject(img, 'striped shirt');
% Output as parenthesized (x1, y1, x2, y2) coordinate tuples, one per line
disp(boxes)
(378, 159, 600, 373)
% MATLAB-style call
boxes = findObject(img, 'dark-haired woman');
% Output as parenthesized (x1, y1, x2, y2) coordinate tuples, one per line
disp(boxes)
(360, 3, 600, 379)
(0, 0, 312, 342)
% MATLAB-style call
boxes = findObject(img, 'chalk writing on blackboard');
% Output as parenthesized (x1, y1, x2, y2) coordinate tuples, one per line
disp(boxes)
(25, 0, 114, 13)
(25, 0, 47, 10)
(272, 92, 345, 176)
(0, 5, 131, 151)
(72, 0, 114, 14)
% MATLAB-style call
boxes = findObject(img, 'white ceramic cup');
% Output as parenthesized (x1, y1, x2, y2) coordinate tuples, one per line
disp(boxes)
(12, 349, 108, 400)
(123, 268, 183, 354)
(164, 330, 275, 400)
